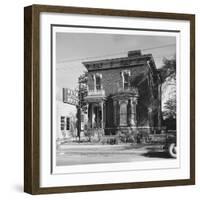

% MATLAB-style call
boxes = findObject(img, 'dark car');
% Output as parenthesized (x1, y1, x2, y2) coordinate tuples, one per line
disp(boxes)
(147, 130, 177, 158)
(164, 131, 177, 158)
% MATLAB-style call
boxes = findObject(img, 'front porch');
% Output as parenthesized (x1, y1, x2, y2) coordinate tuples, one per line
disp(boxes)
(84, 87, 140, 137)
(84, 89, 106, 136)
(112, 88, 138, 128)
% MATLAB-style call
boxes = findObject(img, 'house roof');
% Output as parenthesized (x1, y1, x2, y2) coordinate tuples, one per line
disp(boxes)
(82, 50, 155, 72)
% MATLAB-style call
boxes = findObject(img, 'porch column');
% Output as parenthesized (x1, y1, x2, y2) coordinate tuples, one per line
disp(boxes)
(93, 74, 96, 91)
(91, 103, 94, 128)
(148, 107, 153, 128)
(87, 103, 92, 128)
(103, 101, 106, 128)
(113, 100, 117, 126)
(101, 101, 104, 128)
(86, 103, 89, 128)
(116, 100, 120, 126)
(129, 97, 137, 126)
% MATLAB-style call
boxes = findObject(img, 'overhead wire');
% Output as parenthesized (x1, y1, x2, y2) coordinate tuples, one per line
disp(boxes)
(56, 43, 176, 67)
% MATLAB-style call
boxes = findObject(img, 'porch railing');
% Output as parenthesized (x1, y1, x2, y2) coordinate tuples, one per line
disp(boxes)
(87, 89, 105, 97)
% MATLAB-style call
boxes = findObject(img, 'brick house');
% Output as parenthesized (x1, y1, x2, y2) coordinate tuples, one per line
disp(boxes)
(82, 50, 162, 137)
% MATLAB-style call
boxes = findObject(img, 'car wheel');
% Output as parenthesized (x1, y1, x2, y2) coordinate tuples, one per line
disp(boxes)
(168, 143, 177, 158)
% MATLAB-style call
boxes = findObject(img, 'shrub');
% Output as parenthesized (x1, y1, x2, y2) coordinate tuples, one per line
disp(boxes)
(118, 131, 136, 143)
(100, 136, 119, 145)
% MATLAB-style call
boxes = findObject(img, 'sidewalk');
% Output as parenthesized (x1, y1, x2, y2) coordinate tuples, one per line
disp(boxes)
(56, 143, 170, 166)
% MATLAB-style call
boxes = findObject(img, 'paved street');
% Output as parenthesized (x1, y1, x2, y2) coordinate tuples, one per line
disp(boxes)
(56, 143, 173, 166)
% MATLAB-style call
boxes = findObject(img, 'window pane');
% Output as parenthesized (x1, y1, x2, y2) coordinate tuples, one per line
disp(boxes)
(120, 103, 127, 125)
(60, 116, 65, 130)
(124, 82, 129, 89)
(96, 75, 101, 90)
(124, 73, 129, 89)
(66, 117, 70, 130)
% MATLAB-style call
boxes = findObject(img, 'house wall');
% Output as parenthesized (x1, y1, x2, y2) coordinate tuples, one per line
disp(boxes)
(86, 59, 161, 134)
(56, 101, 77, 141)
(56, 87, 78, 141)
(87, 64, 155, 132)
(137, 79, 151, 127)
(88, 65, 148, 96)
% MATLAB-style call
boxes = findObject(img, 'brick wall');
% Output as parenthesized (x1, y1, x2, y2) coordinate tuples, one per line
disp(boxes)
(88, 65, 148, 96)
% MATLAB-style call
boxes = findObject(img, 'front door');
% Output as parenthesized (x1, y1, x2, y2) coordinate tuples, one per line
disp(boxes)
(94, 105, 102, 128)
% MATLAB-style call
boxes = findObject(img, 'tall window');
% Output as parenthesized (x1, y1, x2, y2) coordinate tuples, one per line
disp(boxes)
(60, 116, 65, 130)
(93, 73, 102, 90)
(96, 75, 101, 90)
(60, 116, 70, 131)
(120, 102, 127, 126)
(123, 73, 129, 89)
(66, 117, 70, 130)
(121, 70, 130, 90)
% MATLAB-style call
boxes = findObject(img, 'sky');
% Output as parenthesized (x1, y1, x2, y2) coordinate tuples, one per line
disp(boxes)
(56, 32, 176, 90)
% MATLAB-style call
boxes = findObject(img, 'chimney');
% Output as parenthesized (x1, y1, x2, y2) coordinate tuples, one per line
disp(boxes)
(128, 50, 141, 57)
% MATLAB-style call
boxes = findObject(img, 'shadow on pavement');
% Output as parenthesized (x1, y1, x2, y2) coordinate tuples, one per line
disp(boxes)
(142, 151, 172, 159)
(123, 144, 147, 150)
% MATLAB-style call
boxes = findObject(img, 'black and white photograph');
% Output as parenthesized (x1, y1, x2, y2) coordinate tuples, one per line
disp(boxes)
(23, 5, 195, 194)
(54, 27, 177, 167)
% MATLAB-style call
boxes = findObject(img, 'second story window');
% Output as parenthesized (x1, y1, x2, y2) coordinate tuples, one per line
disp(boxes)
(96, 75, 101, 90)
(93, 73, 102, 91)
(121, 70, 131, 89)
(123, 72, 129, 89)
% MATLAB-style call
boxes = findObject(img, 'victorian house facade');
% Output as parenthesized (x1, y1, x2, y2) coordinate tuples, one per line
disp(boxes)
(82, 50, 162, 137)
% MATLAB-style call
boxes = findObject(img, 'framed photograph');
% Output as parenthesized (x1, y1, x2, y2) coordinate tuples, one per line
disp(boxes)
(24, 4, 195, 194)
